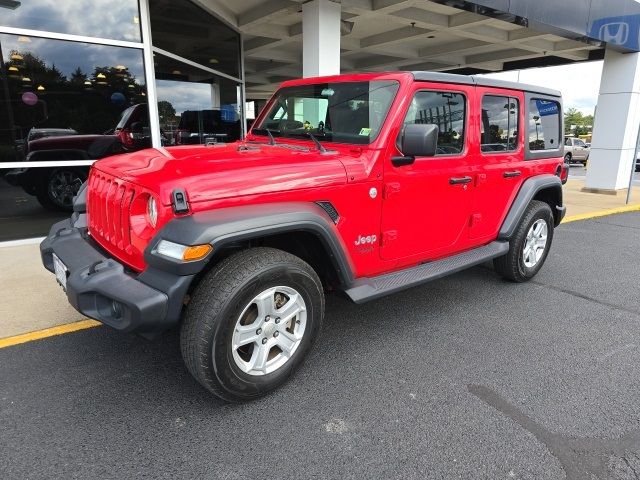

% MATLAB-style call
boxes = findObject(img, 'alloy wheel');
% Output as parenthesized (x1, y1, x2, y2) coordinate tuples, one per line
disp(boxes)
(230, 286, 307, 376)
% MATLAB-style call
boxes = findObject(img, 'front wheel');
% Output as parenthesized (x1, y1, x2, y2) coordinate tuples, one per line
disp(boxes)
(494, 200, 554, 282)
(180, 247, 324, 402)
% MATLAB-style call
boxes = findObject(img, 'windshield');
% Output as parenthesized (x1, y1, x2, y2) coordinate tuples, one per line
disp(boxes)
(254, 80, 399, 145)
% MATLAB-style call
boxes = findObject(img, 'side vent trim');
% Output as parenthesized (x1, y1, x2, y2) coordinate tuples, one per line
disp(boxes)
(315, 201, 339, 224)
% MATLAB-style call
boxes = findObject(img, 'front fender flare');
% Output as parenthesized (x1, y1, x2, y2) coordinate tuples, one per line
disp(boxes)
(144, 202, 355, 283)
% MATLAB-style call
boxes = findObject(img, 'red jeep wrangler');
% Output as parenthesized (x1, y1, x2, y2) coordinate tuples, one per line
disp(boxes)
(41, 72, 568, 401)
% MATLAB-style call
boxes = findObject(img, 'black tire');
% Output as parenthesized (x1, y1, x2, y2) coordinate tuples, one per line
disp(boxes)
(180, 247, 324, 402)
(494, 200, 554, 282)
(564, 153, 572, 164)
(36, 168, 87, 212)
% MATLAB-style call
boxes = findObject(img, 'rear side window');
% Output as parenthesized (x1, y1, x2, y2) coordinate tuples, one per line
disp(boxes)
(528, 99, 561, 151)
(403, 91, 466, 155)
(481, 95, 519, 153)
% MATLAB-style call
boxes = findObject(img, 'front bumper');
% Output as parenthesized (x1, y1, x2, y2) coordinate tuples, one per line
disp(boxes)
(40, 215, 193, 334)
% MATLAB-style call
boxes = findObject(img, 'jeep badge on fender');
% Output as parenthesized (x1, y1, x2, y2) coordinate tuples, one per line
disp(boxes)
(40, 71, 566, 402)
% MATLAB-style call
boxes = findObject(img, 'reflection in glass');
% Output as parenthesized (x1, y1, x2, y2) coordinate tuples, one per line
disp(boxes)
(481, 95, 519, 152)
(529, 99, 560, 151)
(150, 0, 240, 78)
(0, 174, 69, 241)
(0, 0, 141, 42)
(403, 90, 465, 154)
(0, 34, 148, 213)
(154, 53, 241, 145)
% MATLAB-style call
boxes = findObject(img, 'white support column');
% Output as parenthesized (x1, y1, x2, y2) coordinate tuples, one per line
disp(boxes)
(585, 48, 640, 193)
(302, 0, 341, 78)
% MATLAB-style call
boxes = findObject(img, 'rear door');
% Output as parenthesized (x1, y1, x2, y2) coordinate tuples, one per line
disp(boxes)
(380, 83, 474, 261)
(469, 89, 526, 241)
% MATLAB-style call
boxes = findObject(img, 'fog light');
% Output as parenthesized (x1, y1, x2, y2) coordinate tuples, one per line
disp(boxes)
(155, 240, 212, 261)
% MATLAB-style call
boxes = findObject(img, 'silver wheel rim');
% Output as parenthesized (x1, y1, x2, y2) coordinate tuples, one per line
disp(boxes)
(522, 219, 548, 268)
(49, 170, 83, 208)
(230, 286, 307, 376)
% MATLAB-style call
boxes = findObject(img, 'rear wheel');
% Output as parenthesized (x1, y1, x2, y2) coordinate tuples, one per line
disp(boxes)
(494, 200, 554, 282)
(564, 153, 572, 164)
(180, 247, 324, 402)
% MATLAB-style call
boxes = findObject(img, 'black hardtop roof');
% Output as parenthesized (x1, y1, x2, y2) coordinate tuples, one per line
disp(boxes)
(411, 71, 561, 98)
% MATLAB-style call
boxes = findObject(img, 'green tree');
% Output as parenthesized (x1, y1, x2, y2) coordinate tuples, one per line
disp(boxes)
(157, 100, 176, 123)
(564, 107, 594, 136)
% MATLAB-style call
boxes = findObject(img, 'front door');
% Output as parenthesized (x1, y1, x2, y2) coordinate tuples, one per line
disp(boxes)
(380, 85, 474, 261)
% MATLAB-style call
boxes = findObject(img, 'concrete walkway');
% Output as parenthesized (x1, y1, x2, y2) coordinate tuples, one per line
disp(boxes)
(1, 179, 639, 339)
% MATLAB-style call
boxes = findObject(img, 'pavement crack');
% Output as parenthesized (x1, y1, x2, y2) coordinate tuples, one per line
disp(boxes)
(468, 384, 640, 480)
(622, 456, 640, 479)
(531, 280, 640, 318)
(593, 220, 640, 231)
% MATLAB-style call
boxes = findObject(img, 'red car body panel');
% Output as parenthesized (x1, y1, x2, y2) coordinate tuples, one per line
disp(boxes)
(88, 71, 563, 278)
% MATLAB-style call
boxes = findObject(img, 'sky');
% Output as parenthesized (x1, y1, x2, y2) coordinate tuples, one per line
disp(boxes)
(480, 61, 604, 115)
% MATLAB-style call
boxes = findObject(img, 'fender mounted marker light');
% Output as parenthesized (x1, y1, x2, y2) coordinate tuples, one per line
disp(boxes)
(155, 240, 212, 261)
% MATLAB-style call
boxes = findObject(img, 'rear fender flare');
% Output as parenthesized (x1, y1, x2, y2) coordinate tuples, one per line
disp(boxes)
(499, 175, 564, 240)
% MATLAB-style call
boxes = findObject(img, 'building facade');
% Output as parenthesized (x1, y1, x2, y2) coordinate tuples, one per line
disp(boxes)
(0, 0, 245, 241)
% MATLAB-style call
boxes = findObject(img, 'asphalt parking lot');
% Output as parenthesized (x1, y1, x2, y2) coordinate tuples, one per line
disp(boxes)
(2, 213, 640, 480)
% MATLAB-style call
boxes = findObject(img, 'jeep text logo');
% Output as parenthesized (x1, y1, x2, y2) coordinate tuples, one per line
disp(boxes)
(355, 234, 377, 246)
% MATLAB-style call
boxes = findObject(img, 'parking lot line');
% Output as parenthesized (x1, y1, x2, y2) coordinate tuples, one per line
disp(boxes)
(563, 204, 640, 224)
(0, 319, 101, 349)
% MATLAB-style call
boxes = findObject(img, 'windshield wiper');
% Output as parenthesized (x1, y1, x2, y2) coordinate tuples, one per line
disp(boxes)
(252, 128, 276, 146)
(306, 132, 327, 153)
(265, 128, 276, 146)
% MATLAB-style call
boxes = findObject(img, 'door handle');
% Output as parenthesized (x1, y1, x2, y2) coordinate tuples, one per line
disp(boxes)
(449, 176, 472, 185)
(503, 170, 521, 178)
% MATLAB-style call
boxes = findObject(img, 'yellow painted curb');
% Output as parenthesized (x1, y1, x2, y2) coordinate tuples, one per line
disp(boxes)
(563, 204, 640, 224)
(0, 319, 101, 349)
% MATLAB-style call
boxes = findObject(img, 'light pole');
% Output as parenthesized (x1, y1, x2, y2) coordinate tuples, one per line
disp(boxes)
(533, 115, 540, 145)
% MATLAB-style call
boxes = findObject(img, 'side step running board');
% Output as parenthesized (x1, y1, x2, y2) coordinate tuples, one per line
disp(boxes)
(345, 241, 509, 303)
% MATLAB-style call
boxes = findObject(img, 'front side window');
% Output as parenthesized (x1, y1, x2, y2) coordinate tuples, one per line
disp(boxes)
(403, 91, 466, 155)
(481, 95, 519, 152)
(255, 81, 399, 145)
(529, 99, 561, 151)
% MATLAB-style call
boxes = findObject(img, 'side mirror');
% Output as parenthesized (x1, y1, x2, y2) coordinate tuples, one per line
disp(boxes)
(393, 124, 439, 166)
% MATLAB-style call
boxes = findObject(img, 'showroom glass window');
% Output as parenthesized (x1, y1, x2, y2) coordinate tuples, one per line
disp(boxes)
(481, 95, 519, 152)
(150, 0, 240, 78)
(403, 91, 466, 155)
(528, 99, 561, 151)
(0, 0, 142, 41)
(149, 0, 243, 145)
(0, 34, 147, 240)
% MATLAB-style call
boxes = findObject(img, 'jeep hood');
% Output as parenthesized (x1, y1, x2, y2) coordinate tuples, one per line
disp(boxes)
(94, 143, 349, 205)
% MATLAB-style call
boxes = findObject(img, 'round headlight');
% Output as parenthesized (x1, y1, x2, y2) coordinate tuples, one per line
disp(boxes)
(147, 196, 157, 228)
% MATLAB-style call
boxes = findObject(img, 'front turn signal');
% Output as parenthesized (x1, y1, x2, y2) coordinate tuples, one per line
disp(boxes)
(182, 244, 213, 261)
(155, 240, 212, 262)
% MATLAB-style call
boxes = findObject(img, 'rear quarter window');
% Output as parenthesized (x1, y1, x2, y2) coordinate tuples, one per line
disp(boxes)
(525, 95, 563, 160)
